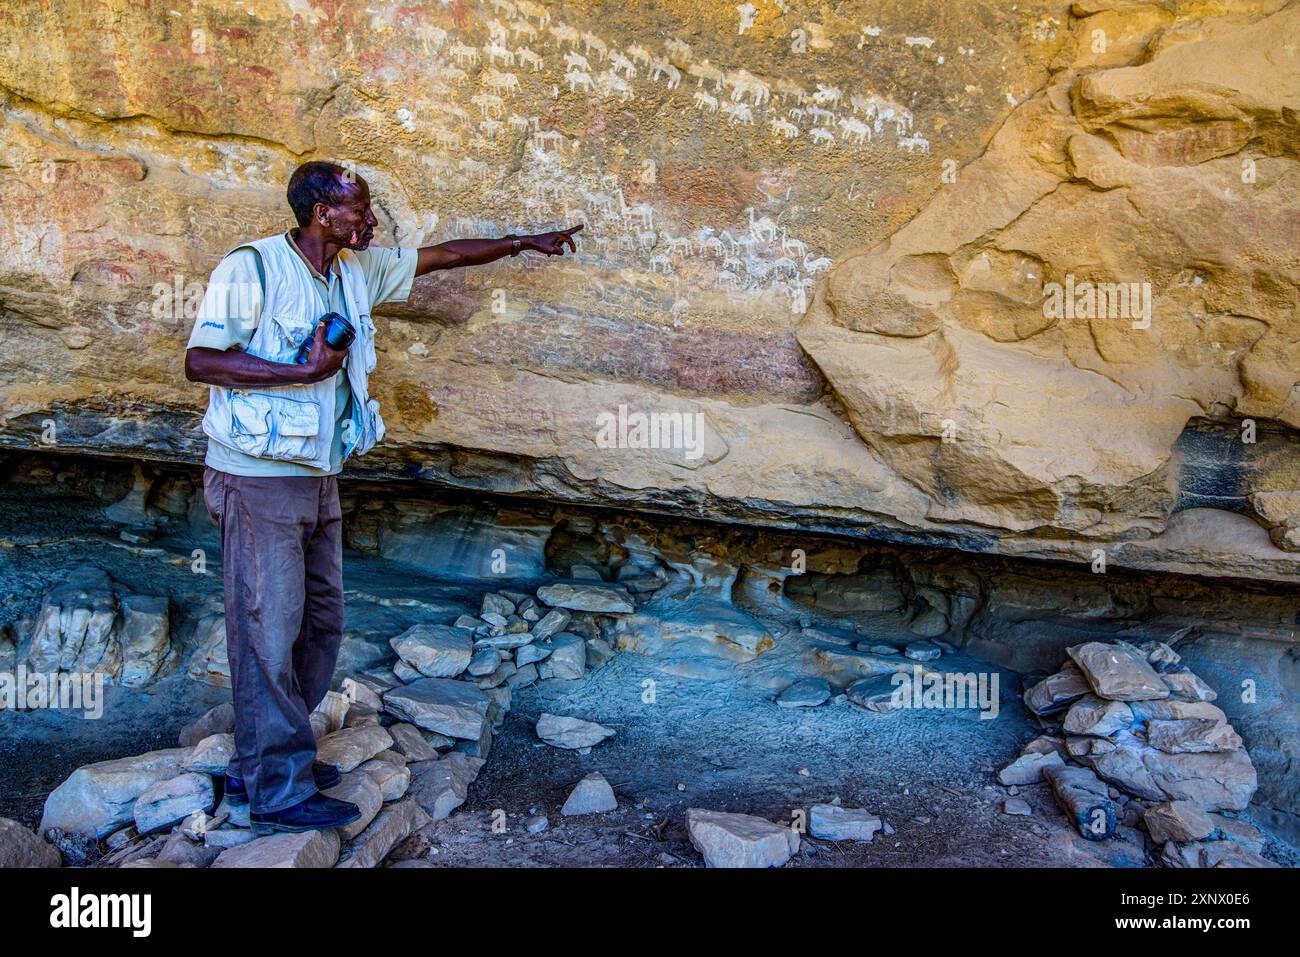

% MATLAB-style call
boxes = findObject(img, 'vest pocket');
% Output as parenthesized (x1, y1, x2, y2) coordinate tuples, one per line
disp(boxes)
(229, 392, 273, 457)
(229, 391, 322, 463)
(264, 309, 313, 362)
(269, 395, 321, 462)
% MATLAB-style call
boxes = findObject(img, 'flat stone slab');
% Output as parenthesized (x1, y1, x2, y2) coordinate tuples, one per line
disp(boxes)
(530, 608, 571, 640)
(809, 646, 910, 686)
(1043, 765, 1117, 840)
(1162, 670, 1218, 702)
(344, 703, 381, 728)
(536, 713, 615, 750)
(467, 646, 503, 676)
(388, 723, 443, 762)
(184, 733, 235, 775)
(322, 772, 384, 841)
(1085, 738, 1257, 811)
(777, 677, 831, 708)
(178, 702, 235, 748)
(998, 751, 1066, 786)
(481, 593, 515, 618)
(41, 747, 191, 839)
(474, 660, 516, 690)
(336, 798, 431, 869)
(316, 725, 394, 773)
(390, 623, 473, 678)
(904, 641, 942, 661)
(516, 643, 552, 667)
(585, 638, 615, 667)
(1144, 800, 1215, 844)
(212, 829, 340, 868)
(0, 817, 60, 867)
(809, 804, 882, 842)
(1161, 839, 1279, 869)
(1129, 699, 1228, 723)
(358, 758, 411, 802)
(1147, 718, 1242, 754)
(537, 633, 586, 680)
(133, 772, 215, 835)
(561, 772, 617, 816)
(687, 809, 799, 868)
(473, 633, 534, 652)
(1023, 662, 1092, 716)
(155, 829, 220, 868)
(383, 678, 491, 740)
(846, 674, 905, 713)
(1068, 641, 1169, 702)
(407, 752, 485, 820)
(1062, 696, 1134, 737)
(204, 827, 256, 851)
(536, 583, 634, 614)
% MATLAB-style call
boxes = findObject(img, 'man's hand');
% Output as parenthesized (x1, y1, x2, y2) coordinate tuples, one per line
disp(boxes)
(526, 224, 583, 256)
(301, 322, 348, 383)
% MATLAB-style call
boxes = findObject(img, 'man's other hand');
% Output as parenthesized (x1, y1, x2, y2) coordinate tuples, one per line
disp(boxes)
(528, 224, 583, 256)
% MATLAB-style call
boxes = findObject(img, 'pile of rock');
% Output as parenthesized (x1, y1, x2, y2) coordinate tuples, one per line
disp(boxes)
(21, 578, 638, 868)
(393, 584, 628, 688)
(1008, 639, 1272, 867)
(782, 625, 955, 712)
(378, 580, 633, 761)
(32, 690, 436, 868)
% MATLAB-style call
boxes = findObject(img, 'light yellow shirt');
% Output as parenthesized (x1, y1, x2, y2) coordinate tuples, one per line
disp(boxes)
(186, 232, 416, 476)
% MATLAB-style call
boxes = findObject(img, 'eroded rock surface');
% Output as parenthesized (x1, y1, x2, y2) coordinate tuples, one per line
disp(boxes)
(0, 2, 1294, 581)
(23, 566, 174, 687)
(797, 3, 1300, 574)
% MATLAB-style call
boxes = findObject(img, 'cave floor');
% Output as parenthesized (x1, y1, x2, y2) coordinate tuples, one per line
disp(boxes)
(0, 489, 1288, 868)
(387, 605, 1150, 868)
(395, 656, 1147, 868)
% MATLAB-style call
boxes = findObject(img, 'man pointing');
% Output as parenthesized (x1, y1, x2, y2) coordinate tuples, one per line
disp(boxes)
(185, 160, 580, 834)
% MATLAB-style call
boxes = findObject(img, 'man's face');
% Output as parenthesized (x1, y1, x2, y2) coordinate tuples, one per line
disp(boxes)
(319, 177, 379, 250)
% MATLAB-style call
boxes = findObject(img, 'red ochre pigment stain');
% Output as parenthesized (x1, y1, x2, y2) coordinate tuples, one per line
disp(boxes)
(471, 316, 822, 402)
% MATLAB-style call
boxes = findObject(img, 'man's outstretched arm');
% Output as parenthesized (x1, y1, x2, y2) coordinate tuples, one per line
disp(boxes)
(415, 224, 582, 277)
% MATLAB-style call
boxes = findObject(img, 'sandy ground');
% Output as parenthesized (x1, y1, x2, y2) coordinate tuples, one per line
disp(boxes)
(1, 486, 1292, 868)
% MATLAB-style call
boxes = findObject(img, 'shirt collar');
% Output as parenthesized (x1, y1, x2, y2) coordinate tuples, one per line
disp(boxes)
(285, 229, 340, 283)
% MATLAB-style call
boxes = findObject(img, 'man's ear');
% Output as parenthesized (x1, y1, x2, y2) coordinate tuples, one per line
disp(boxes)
(314, 202, 331, 227)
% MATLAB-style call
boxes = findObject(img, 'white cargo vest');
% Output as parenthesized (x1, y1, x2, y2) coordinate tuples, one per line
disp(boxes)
(199, 234, 385, 471)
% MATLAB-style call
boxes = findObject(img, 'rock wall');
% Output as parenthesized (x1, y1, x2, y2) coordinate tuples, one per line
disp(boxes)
(0, 0, 1297, 581)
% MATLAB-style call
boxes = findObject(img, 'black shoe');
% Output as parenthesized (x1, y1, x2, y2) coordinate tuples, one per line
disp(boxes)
(250, 793, 361, 836)
(224, 762, 342, 804)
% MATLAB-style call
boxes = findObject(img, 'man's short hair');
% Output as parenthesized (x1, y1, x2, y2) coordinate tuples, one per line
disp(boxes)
(286, 161, 355, 228)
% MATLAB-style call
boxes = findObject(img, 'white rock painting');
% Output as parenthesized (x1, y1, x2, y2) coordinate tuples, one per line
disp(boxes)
(370, 1, 940, 319)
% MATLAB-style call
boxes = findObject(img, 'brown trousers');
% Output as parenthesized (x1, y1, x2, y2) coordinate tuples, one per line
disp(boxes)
(203, 467, 344, 813)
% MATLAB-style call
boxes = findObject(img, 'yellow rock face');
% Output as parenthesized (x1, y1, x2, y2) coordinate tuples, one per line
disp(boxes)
(799, 1, 1300, 565)
(0, 1, 1296, 579)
